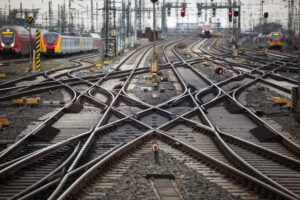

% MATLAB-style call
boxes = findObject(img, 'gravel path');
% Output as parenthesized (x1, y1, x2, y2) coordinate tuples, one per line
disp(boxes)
(0, 89, 67, 145)
(103, 151, 241, 200)
(243, 84, 300, 141)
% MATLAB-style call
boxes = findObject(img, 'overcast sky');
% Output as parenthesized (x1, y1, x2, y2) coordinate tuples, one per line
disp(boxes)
(0, 0, 298, 31)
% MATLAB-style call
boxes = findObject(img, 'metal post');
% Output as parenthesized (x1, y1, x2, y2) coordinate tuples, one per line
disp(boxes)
(161, 0, 166, 37)
(91, 0, 94, 32)
(238, 6, 241, 41)
(264, 17, 268, 55)
(28, 26, 32, 72)
(153, 2, 156, 60)
(205, 0, 207, 22)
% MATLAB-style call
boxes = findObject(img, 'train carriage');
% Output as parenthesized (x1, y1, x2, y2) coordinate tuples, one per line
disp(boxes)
(90, 33, 101, 51)
(0, 26, 34, 57)
(42, 32, 81, 55)
(256, 32, 283, 50)
(198, 23, 213, 38)
(42, 32, 99, 56)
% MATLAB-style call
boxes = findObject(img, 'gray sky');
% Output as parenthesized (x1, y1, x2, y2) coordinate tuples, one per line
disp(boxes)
(0, 0, 298, 31)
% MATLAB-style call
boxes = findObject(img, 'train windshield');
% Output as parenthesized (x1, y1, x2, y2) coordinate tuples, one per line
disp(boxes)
(203, 25, 210, 31)
(1, 32, 14, 45)
(44, 32, 59, 45)
(272, 33, 281, 41)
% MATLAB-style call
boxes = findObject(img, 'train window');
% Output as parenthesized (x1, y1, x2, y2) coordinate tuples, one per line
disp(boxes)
(272, 34, 280, 41)
(203, 25, 210, 30)
(44, 33, 59, 45)
(1, 32, 14, 45)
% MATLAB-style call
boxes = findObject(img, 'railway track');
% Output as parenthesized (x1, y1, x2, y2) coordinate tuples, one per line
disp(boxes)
(0, 36, 299, 199)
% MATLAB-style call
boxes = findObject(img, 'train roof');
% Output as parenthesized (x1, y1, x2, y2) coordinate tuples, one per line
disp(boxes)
(90, 33, 101, 39)
(0, 25, 30, 35)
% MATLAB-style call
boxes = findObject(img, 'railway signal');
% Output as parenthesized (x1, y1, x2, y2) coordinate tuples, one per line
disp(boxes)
(198, 9, 202, 17)
(234, 11, 239, 17)
(264, 12, 268, 19)
(181, 8, 185, 17)
(25, 16, 35, 72)
(229, 9, 232, 22)
(149, 0, 160, 74)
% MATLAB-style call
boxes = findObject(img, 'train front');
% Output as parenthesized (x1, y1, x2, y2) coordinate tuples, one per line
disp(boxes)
(42, 32, 61, 55)
(201, 24, 213, 38)
(0, 27, 17, 56)
(269, 32, 282, 50)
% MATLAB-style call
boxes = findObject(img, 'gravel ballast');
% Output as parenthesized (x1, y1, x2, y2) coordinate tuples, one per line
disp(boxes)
(103, 151, 241, 200)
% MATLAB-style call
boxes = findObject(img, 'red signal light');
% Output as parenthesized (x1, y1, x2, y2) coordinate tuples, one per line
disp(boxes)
(181, 8, 185, 17)
(229, 11, 232, 16)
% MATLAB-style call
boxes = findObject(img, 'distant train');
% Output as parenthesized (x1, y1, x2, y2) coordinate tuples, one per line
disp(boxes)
(41, 32, 101, 56)
(198, 24, 213, 38)
(0, 26, 34, 57)
(0, 25, 101, 58)
(255, 32, 283, 50)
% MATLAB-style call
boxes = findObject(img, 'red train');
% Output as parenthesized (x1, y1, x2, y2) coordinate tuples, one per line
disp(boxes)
(255, 32, 283, 50)
(198, 23, 213, 38)
(0, 26, 34, 57)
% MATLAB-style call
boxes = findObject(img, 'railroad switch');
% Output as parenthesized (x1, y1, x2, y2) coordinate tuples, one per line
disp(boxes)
(26, 98, 38, 105)
(203, 61, 210, 66)
(235, 57, 248, 62)
(43, 101, 65, 106)
(12, 97, 40, 106)
(12, 98, 26, 105)
(286, 102, 293, 108)
(0, 74, 6, 78)
(0, 119, 9, 125)
(273, 97, 288, 104)
(0, 119, 9, 129)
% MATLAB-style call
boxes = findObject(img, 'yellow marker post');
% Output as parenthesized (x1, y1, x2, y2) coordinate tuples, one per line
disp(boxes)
(36, 30, 41, 71)
(32, 50, 36, 71)
(292, 87, 298, 109)
(0, 119, 9, 126)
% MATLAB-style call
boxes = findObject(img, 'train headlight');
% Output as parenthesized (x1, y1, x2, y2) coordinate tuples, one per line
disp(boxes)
(10, 43, 14, 47)
(1, 42, 4, 47)
(210, 30, 213, 33)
